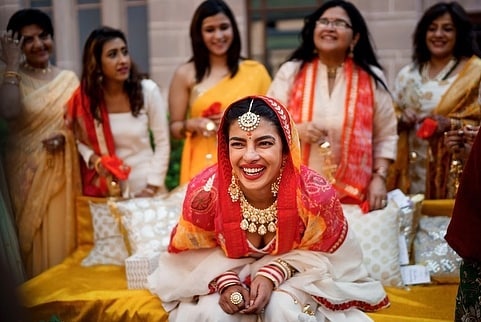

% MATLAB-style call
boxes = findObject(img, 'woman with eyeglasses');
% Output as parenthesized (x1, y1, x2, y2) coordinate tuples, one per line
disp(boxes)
(390, 2, 481, 199)
(267, 0, 397, 212)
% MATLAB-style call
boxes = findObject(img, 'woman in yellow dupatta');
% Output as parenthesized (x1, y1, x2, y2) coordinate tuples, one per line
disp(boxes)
(267, 0, 397, 212)
(169, 0, 271, 185)
(148, 95, 389, 321)
(0, 9, 80, 278)
(391, 2, 481, 199)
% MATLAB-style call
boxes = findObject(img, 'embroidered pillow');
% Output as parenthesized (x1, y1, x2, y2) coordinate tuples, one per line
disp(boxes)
(81, 201, 129, 266)
(343, 202, 403, 287)
(112, 185, 186, 256)
(413, 215, 461, 284)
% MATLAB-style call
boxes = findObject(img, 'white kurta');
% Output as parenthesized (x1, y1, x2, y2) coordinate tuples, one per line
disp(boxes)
(267, 61, 397, 177)
(77, 79, 170, 196)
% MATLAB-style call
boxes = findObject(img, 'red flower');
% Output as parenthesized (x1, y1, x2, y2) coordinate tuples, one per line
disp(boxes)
(416, 118, 438, 139)
(201, 102, 222, 117)
(101, 155, 131, 180)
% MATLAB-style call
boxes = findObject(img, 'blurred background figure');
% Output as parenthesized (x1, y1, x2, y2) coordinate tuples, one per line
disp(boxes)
(0, 8, 80, 278)
(445, 128, 481, 322)
(267, 0, 397, 212)
(390, 1, 481, 199)
(168, 0, 271, 185)
(67, 26, 170, 199)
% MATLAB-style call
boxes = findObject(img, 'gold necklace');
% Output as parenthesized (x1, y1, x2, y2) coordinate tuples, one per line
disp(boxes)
(23, 61, 52, 74)
(327, 67, 337, 78)
(239, 193, 278, 235)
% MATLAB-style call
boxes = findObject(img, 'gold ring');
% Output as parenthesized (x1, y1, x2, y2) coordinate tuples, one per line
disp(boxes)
(230, 291, 243, 305)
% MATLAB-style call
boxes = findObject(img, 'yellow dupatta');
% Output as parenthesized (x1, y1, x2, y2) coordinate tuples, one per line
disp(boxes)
(389, 56, 481, 198)
(180, 60, 271, 184)
(5, 70, 81, 277)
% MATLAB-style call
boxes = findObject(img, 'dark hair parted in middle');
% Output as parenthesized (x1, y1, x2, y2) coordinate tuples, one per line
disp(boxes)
(189, 0, 242, 83)
(286, 0, 388, 90)
(81, 26, 145, 121)
(222, 97, 289, 155)
(412, 1, 481, 67)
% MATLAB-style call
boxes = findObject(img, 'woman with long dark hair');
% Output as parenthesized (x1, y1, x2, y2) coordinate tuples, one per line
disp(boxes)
(268, 0, 397, 212)
(67, 26, 170, 198)
(168, 0, 271, 185)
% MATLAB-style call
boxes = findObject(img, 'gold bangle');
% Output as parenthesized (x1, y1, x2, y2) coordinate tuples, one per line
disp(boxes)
(4, 71, 21, 81)
(94, 157, 102, 173)
(180, 120, 187, 137)
(3, 78, 19, 86)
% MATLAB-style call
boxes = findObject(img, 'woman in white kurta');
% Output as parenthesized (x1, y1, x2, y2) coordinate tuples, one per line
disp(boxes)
(67, 27, 169, 198)
(267, 0, 397, 212)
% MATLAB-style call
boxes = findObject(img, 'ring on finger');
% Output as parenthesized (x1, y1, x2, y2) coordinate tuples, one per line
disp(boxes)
(13, 39, 19, 44)
(381, 199, 387, 207)
(230, 291, 243, 305)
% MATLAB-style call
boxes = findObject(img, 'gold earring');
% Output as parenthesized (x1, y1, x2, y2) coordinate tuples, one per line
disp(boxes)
(228, 171, 241, 202)
(271, 159, 285, 197)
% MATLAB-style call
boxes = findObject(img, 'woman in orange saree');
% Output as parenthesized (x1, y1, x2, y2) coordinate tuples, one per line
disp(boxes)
(168, 0, 271, 185)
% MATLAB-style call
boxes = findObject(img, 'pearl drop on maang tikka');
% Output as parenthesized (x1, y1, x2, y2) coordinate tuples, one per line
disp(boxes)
(238, 99, 260, 132)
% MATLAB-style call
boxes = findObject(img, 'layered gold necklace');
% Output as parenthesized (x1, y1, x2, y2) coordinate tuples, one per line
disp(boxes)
(239, 193, 278, 235)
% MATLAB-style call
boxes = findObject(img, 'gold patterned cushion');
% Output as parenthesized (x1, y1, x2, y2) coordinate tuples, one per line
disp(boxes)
(81, 201, 129, 266)
(113, 184, 186, 256)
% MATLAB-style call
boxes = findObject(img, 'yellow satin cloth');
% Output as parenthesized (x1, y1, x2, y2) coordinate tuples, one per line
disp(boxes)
(368, 284, 457, 321)
(18, 197, 456, 321)
(18, 196, 168, 322)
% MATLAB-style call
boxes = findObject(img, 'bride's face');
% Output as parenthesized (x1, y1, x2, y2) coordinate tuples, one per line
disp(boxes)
(228, 117, 283, 201)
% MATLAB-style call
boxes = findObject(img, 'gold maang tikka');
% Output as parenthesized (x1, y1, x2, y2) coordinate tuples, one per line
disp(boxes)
(238, 99, 260, 132)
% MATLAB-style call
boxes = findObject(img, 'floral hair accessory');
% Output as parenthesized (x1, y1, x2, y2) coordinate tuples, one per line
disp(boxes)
(238, 99, 260, 132)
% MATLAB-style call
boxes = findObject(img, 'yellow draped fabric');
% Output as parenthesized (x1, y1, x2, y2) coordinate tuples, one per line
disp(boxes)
(18, 197, 456, 321)
(19, 196, 168, 322)
(388, 56, 481, 198)
(368, 285, 457, 322)
(180, 60, 271, 184)
(3, 70, 81, 278)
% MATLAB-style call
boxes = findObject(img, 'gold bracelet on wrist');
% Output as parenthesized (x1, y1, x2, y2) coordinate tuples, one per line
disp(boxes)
(94, 157, 102, 173)
(4, 71, 21, 81)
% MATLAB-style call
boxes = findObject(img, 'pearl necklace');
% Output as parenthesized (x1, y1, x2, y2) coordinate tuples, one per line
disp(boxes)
(23, 62, 52, 74)
(239, 193, 278, 235)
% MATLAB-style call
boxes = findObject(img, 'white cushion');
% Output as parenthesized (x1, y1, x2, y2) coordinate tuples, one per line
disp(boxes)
(113, 184, 186, 256)
(343, 202, 403, 287)
(81, 201, 129, 266)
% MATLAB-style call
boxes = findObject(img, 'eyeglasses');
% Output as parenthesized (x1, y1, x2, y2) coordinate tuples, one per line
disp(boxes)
(316, 18, 352, 29)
